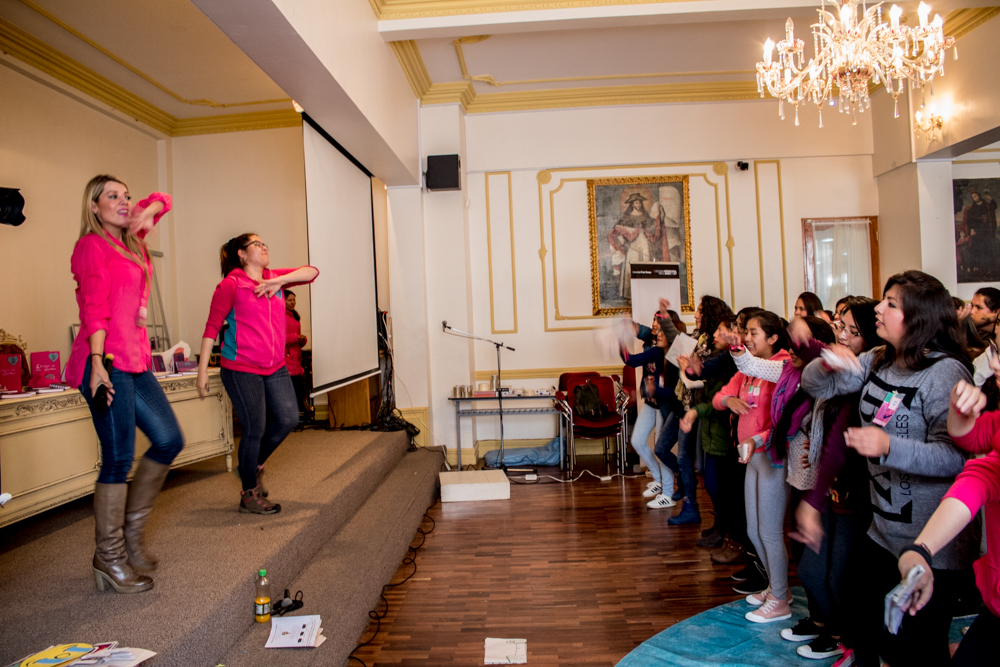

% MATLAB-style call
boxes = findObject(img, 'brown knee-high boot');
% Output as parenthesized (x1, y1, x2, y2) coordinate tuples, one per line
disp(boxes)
(93, 483, 153, 593)
(124, 458, 170, 570)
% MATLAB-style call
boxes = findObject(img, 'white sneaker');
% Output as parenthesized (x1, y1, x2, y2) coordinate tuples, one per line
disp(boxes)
(646, 480, 659, 489)
(642, 483, 662, 498)
(746, 586, 771, 606)
(646, 494, 676, 509)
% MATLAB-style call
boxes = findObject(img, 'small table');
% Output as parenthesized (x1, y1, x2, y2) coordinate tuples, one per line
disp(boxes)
(448, 395, 565, 469)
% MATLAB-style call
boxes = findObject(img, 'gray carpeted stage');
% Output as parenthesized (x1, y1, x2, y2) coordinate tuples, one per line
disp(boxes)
(0, 429, 443, 667)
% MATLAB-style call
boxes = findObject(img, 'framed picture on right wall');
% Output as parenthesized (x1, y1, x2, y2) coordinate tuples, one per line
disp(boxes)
(954, 178, 1000, 282)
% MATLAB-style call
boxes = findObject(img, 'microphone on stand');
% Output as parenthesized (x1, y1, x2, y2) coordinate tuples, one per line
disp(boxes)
(442, 320, 449, 331)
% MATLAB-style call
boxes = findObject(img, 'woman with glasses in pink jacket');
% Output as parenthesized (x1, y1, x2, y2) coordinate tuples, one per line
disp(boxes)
(196, 233, 318, 515)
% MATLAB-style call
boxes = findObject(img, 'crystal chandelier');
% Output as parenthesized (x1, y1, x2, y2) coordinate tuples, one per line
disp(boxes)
(756, 1, 956, 127)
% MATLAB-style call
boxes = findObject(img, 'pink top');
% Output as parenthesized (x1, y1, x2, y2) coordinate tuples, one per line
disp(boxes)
(948, 411, 1000, 617)
(203, 267, 318, 375)
(285, 310, 304, 377)
(713, 349, 790, 448)
(66, 194, 171, 388)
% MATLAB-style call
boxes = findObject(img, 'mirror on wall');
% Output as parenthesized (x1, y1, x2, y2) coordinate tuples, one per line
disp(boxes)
(802, 217, 880, 305)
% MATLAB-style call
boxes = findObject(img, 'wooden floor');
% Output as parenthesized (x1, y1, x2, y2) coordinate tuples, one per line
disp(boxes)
(352, 460, 790, 666)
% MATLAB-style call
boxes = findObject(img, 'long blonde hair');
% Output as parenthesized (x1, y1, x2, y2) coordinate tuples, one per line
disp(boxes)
(80, 175, 145, 258)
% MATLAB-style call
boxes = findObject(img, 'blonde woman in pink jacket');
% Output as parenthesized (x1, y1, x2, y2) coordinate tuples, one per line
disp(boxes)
(196, 233, 318, 515)
(69, 175, 184, 594)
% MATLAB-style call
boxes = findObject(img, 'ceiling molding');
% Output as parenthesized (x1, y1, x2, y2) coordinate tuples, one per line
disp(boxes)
(422, 80, 478, 107)
(467, 80, 760, 112)
(944, 7, 1000, 40)
(390, 40, 432, 97)
(172, 109, 303, 137)
(420, 78, 761, 112)
(16, 0, 291, 109)
(372, 0, 698, 21)
(0, 18, 299, 138)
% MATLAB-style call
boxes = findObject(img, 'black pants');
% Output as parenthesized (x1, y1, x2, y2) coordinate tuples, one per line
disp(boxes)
(290, 373, 312, 418)
(845, 535, 971, 667)
(952, 607, 1000, 666)
(713, 448, 751, 551)
(222, 366, 299, 491)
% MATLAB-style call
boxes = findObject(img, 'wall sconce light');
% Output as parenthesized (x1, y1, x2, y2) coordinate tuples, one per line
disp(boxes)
(914, 109, 944, 139)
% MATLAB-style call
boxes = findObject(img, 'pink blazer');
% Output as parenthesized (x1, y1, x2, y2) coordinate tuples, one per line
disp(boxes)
(66, 194, 171, 388)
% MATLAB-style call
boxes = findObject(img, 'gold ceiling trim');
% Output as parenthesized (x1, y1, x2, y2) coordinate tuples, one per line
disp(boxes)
(422, 80, 478, 106)
(390, 40, 432, 97)
(467, 80, 760, 113)
(17, 0, 291, 109)
(451, 35, 755, 88)
(372, 0, 698, 20)
(944, 7, 1000, 40)
(0, 19, 300, 137)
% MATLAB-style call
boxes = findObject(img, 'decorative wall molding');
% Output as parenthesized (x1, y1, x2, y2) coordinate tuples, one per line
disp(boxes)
(485, 172, 519, 334)
(536, 162, 732, 331)
(0, 18, 301, 137)
(753, 160, 788, 317)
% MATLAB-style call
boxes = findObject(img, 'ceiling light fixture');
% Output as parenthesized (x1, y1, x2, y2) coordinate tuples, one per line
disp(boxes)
(756, 1, 956, 127)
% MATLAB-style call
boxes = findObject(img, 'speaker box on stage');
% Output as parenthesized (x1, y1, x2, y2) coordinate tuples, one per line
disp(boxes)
(425, 154, 461, 191)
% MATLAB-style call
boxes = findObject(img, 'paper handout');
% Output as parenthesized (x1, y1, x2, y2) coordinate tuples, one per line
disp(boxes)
(484, 637, 527, 664)
(265, 615, 326, 648)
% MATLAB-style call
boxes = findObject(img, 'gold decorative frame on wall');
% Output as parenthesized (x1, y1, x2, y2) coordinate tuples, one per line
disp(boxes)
(587, 175, 693, 315)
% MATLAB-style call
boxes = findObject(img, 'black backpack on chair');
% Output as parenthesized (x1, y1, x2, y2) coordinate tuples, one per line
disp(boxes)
(574, 380, 608, 420)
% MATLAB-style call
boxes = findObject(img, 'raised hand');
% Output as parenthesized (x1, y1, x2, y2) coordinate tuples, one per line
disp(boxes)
(951, 380, 987, 419)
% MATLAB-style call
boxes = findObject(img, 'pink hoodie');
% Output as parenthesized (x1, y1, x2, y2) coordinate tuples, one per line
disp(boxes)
(66, 193, 171, 388)
(203, 267, 318, 375)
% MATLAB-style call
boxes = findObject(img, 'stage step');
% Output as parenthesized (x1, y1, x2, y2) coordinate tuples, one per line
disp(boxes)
(0, 429, 427, 667)
(220, 447, 443, 666)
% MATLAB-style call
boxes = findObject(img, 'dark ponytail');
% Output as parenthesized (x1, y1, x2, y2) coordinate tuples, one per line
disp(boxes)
(220, 233, 257, 277)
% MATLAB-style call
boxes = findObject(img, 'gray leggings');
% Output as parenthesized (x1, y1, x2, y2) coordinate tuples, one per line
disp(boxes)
(745, 452, 792, 599)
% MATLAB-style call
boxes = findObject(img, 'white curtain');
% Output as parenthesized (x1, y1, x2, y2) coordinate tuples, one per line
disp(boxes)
(812, 220, 872, 307)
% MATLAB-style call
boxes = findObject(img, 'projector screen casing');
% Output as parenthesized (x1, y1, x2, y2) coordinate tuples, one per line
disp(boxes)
(302, 116, 380, 395)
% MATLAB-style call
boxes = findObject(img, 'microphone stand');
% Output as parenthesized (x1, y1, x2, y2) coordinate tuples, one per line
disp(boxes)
(442, 321, 514, 471)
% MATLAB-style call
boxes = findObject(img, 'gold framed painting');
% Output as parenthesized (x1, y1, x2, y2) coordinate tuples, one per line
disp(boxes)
(587, 176, 693, 315)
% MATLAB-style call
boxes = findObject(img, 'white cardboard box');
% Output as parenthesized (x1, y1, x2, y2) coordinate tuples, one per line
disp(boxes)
(439, 470, 510, 502)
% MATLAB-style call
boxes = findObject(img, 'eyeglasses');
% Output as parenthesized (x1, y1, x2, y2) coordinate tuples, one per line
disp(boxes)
(245, 240, 268, 251)
(834, 320, 861, 339)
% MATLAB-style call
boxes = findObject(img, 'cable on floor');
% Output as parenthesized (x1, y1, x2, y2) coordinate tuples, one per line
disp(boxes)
(346, 501, 438, 667)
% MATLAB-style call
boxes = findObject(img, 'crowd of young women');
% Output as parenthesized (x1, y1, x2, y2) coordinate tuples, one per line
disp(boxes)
(70, 177, 316, 594)
(622, 280, 1000, 666)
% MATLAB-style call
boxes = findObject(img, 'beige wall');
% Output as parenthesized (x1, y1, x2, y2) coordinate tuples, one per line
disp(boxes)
(0, 61, 160, 367)
(170, 127, 310, 349)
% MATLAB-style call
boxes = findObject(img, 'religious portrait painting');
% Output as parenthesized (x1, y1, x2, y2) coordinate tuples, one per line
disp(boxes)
(587, 176, 693, 315)
(954, 178, 1000, 283)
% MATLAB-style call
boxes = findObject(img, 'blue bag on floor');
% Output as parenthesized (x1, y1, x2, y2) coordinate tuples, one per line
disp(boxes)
(483, 435, 561, 467)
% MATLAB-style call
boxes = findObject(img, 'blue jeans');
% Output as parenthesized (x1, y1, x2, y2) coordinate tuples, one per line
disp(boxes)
(654, 411, 682, 490)
(675, 415, 699, 507)
(81, 364, 184, 484)
(222, 366, 299, 491)
(631, 403, 673, 488)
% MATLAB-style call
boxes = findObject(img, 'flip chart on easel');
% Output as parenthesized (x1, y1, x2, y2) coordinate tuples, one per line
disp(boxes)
(630, 262, 681, 328)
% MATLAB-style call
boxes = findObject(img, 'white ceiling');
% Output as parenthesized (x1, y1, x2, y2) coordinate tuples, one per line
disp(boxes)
(0, 0, 291, 119)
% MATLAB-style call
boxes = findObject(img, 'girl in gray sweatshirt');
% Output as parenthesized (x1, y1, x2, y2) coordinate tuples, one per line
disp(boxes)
(800, 270, 980, 667)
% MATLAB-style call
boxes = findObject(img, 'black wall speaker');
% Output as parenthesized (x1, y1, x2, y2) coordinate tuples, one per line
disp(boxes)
(425, 154, 461, 191)
(0, 188, 25, 226)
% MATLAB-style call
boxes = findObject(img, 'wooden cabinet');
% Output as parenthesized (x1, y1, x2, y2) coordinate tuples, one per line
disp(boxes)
(0, 370, 233, 528)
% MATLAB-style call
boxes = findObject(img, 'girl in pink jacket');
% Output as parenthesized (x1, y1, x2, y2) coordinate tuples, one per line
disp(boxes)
(69, 175, 184, 595)
(196, 234, 318, 515)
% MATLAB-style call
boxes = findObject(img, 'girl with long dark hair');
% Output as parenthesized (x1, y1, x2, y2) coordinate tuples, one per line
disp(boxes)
(68, 175, 184, 594)
(196, 234, 318, 514)
(800, 270, 979, 667)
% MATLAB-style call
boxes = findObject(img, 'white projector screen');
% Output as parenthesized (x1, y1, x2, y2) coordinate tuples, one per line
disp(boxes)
(302, 117, 380, 395)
